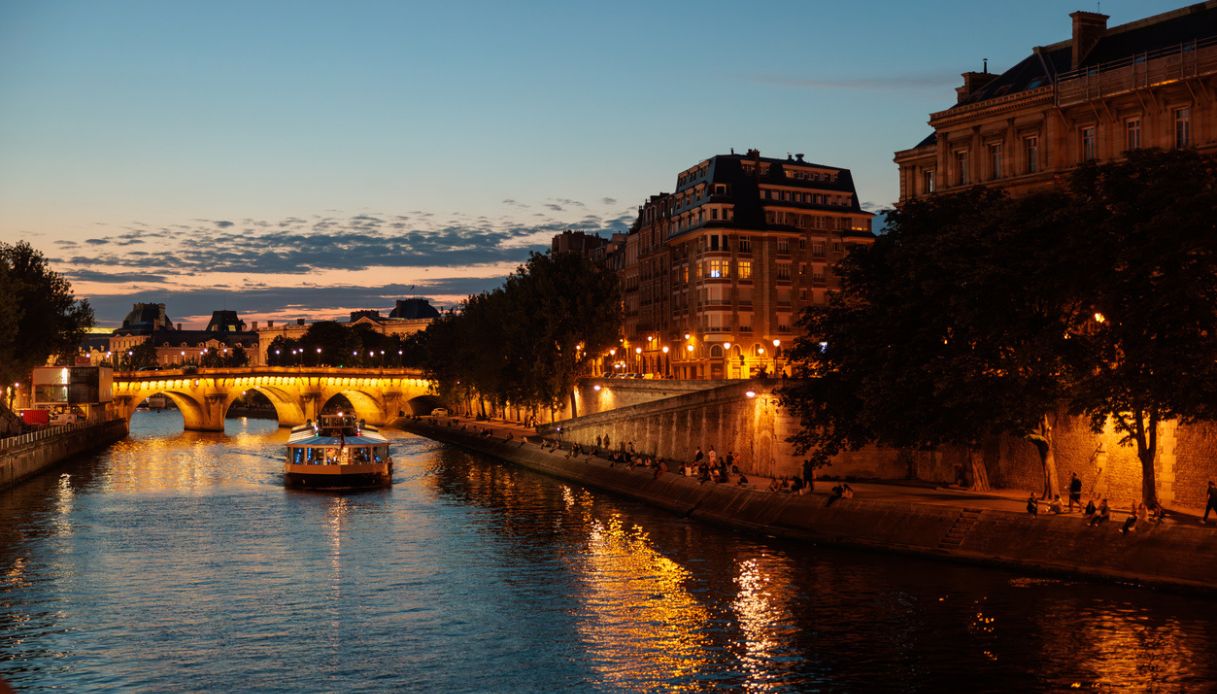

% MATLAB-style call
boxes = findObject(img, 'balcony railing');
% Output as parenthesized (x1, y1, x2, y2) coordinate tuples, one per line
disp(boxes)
(1056, 36, 1217, 106)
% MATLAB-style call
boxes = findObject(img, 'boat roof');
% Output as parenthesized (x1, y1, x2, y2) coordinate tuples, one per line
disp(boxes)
(288, 432, 389, 447)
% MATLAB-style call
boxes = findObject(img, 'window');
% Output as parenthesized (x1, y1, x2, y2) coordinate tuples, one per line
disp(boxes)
(738, 237, 752, 252)
(812, 270, 826, 284)
(737, 260, 752, 279)
(776, 239, 790, 254)
(988, 144, 1003, 180)
(776, 264, 792, 281)
(1125, 118, 1142, 151)
(710, 235, 719, 251)
(1080, 126, 1096, 162)
(923, 169, 935, 194)
(954, 150, 969, 186)
(1023, 136, 1039, 173)
(798, 237, 807, 250)
(1175, 107, 1192, 149)
(811, 241, 826, 257)
(706, 259, 728, 278)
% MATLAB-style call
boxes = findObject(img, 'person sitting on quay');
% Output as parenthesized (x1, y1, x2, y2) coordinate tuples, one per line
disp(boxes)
(768, 477, 782, 493)
(1136, 502, 1148, 525)
(1120, 502, 1138, 536)
(1089, 498, 1110, 527)
(1026, 494, 1039, 517)
(1084, 498, 1097, 519)
(1048, 495, 1063, 514)
(1149, 501, 1166, 523)
(827, 482, 853, 506)
(790, 476, 805, 495)
(737, 473, 749, 487)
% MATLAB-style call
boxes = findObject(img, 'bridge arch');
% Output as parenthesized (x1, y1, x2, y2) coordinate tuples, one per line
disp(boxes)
(320, 389, 387, 425)
(223, 385, 306, 428)
(126, 389, 209, 430)
(405, 394, 444, 416)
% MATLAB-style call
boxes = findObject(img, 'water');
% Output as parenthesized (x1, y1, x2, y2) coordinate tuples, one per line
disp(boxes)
(1, 411, 1215, 692)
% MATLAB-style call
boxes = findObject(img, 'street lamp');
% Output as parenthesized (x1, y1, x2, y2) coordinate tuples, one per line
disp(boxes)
(634, 346, 642, 374)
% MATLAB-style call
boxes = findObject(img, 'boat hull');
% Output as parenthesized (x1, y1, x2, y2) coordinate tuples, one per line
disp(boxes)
(284, 462, 392, 491)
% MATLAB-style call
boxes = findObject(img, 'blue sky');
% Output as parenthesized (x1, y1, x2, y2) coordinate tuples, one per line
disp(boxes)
(0, 0, 1184, 325)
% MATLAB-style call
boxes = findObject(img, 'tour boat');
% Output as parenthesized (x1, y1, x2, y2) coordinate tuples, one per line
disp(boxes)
(285, 413, 392, 490)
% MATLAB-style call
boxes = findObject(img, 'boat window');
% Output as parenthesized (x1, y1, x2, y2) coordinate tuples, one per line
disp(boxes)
(292, 448, 304, 465)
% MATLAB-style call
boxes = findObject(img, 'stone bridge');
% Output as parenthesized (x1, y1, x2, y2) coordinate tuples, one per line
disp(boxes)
(112, 367, 439, 431)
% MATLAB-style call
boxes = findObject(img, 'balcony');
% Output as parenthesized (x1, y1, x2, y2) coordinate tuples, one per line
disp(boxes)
(1057, 37, 1217, 106)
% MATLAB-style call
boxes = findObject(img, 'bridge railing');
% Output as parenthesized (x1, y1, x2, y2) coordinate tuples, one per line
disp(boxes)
(114, 366, 428, 379)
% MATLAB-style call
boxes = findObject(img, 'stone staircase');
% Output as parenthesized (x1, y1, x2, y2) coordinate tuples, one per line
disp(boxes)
(938, 508, 983, 550)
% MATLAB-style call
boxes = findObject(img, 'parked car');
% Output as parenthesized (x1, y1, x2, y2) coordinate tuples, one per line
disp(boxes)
(431, 408, 450, 417)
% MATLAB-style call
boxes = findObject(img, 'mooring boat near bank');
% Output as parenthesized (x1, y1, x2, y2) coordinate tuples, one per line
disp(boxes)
(285, 413, 392, 490)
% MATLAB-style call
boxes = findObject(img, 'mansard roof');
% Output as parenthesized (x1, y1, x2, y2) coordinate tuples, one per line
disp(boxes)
(955, 2, 1217, 108)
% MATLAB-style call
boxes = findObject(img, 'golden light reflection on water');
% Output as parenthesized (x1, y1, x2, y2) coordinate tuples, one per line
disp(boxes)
(569, 508, 713, 690)
(1041, 606, 1199, 690)
(731, 555, 799, 691)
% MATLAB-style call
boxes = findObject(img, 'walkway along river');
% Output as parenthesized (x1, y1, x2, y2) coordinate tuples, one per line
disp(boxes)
(0, 410, 1216, 690)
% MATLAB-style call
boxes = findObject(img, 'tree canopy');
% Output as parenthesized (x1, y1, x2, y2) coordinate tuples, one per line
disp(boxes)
(0, 241, 94, 390)
(414, 251, 620, 419)
(781, 149, 1217, 505)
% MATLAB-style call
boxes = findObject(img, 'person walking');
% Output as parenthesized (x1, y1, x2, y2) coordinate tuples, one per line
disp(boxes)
(1068, 472, 1082, 513)
(1204, 481, 1217, 525)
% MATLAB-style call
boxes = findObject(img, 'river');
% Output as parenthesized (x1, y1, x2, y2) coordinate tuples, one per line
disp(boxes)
(1, 411, 1215, 692)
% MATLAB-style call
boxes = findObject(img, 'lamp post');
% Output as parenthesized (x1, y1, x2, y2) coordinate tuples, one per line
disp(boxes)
(772, 338, 781, 377)
(661, 345, 670, 378)
(634, 346, 642, 375)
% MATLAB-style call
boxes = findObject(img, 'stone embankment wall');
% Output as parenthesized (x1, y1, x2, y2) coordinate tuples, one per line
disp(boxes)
(401, 420, 1217, 593)
(542, 379, 1217, 509)
(0, 419, 128, 490)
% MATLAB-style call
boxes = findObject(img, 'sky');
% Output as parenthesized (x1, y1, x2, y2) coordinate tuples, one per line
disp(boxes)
(0, 0, 1184, 327)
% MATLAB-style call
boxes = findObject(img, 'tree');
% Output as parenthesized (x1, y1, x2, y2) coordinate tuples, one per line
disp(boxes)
(0, 242, 94, 414)
(782, 149, 1217, 506)
(780, 188, 1076, 493)
(1064, 150, 1217, 507)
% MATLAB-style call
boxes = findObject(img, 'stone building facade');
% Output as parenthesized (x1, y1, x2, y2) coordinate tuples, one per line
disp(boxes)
(895, 3, 1217, 200)
(611, 149, 873, 380)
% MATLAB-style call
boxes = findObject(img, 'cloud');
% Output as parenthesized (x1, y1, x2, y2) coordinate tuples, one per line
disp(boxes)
(601, 197, 617, 206)
(68, 269, 169, 284)
(750, 71, 956, 91)
(214, 220, 234, 228)
(85, 238, 109, 245)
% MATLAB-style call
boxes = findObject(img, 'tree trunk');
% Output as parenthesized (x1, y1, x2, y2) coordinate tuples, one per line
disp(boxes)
(1033, 414, 1060, 499)
(967, 445, 990, 492)
(1135, 410, 1159, 507)
(569, 389, 578, 419)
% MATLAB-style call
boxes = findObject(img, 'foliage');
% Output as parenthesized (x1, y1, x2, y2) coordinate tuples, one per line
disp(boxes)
(266, 321, 419, 367)
(1064, 149, 1217, 504)
(0, 241, 94, 389)
(780, 149, 1217, 505)
(414, 252, 621, 417)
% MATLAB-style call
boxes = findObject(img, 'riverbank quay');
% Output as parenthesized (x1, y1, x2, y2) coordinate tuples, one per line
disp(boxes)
(0, 418, 128, 491)
(398, 415, 1217, 594)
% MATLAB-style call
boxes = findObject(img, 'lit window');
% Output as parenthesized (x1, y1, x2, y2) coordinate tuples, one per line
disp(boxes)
(737, 260, 752, 279)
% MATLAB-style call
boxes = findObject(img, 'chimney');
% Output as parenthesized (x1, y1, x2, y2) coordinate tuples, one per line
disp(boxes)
(267, 320, 275, 328)
(956, 71, 999, 103)
(176, 323, 182, 330)
(1070, 11, 1108, 70)
(795, 153, 804, 162)
(296, 318, 305, 326)
(251, 321, 259, 330)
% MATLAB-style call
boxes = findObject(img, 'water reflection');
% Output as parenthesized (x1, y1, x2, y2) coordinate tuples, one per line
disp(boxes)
(0, 417, 1214, 691)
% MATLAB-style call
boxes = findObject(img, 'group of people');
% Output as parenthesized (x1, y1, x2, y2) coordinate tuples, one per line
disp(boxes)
(1023, 471, 1170, 535)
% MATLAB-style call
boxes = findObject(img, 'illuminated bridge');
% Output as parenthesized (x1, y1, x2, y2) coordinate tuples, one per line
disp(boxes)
(112, 367, 438, 432)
